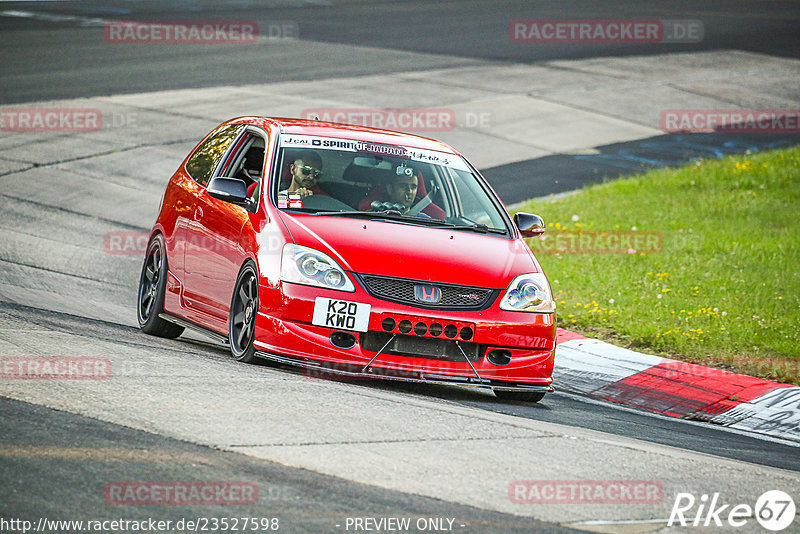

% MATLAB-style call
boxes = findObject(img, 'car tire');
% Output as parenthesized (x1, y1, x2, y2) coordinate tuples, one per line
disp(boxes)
(493, 389, 546, 403)
(137, 234, 184, 339)
(229, 262, 259, 364)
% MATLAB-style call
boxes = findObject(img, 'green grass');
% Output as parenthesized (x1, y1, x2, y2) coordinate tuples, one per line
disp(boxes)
(514, 146, 800, 384)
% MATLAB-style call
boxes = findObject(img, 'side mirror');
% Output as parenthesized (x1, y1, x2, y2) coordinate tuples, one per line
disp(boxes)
(514, 212, 545, 238)
(207, 177, 250, 206)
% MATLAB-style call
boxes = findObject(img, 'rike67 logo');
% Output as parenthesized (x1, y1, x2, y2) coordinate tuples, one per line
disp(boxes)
(669, 490, 796, 531)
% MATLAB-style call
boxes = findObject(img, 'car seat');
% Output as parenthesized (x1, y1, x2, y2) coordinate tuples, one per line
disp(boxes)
(238, 137, 265, 199)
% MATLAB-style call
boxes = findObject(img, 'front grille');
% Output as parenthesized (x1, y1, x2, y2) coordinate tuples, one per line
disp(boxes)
(358, 274, 497, 310)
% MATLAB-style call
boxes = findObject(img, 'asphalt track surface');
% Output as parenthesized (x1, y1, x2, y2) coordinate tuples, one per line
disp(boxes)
(1, 0, 799, 104)
(2, 1, 800, 532)
(1, 302, 799, 531)
(0, 396, 567, 533)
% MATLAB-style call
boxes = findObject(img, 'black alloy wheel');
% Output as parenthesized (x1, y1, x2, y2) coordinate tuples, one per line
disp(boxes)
(137, 234, 184, 338)
(229, 263, 259, 363)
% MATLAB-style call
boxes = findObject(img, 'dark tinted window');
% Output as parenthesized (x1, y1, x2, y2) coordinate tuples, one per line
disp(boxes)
(185, 124, 243, 186)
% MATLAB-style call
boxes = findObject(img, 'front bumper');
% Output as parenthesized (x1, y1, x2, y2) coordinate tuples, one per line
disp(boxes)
(253, 281, 556, 389)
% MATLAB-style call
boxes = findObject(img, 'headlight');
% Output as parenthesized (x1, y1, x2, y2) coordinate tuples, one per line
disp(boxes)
(280, 244, 355, 292)
(499, 273, 555, 313)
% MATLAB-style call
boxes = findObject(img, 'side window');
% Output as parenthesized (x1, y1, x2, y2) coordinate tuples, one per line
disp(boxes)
(449, 169, 506, 229)
(185, 124, 244, 187)
(225, 133, 267, 204)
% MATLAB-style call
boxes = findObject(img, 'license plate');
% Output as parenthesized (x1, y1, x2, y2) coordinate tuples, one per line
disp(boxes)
(312, 297, 371, 332)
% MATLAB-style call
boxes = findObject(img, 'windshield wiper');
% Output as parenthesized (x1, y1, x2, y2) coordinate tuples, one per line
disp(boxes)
(314, 210, 404, 219)
(315, 210, 462, 228)
(451, 223, 507, 235)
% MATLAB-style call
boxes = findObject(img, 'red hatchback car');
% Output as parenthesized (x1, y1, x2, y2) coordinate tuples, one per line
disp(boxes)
(137, 117, 556, 402)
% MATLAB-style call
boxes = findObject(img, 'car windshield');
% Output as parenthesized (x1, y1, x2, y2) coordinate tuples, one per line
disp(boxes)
(273, 135, 509, 234)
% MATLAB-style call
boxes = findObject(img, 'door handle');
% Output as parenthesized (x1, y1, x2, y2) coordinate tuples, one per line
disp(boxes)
(194, 206, 203, 221)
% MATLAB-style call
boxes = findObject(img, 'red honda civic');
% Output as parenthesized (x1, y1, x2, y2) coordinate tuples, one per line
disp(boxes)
(137, 117, 556, 402)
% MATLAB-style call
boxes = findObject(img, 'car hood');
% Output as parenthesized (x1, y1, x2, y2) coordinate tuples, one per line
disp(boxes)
(278, 213, 540, 288)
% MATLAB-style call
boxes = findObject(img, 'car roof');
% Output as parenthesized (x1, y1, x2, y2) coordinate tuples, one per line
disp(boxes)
(228, 116, 461, 155)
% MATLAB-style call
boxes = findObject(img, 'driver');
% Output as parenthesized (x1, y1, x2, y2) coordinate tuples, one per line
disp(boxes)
(386, 164, 420, 214)
(361, 163, 430, 217)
